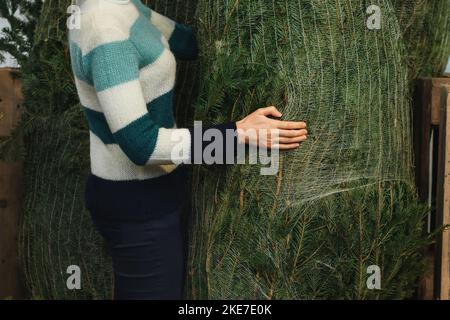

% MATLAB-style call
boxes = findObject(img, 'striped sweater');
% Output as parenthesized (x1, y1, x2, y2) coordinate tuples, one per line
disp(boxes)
(69, 0, 236, 214)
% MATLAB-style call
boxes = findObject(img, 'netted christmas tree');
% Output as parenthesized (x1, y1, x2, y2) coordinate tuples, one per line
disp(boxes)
(187, 0, 430, 299)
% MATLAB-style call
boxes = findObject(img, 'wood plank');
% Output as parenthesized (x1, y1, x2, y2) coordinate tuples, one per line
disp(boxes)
(431, 78, 450, 125)
(413, 79, 435, 299)
(413, 79, 432, 203)
(418, 249, 435, 300)
(0, 162, 24, 299)
(435, 85, 450, 300)
(0, 68, 23, 138)
(0, 68, 24, 299)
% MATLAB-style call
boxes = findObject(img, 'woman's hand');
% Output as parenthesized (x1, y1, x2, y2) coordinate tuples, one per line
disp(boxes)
(236, 106, 308, 150)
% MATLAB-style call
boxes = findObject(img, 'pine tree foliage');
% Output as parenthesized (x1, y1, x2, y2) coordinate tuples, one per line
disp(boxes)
(187, 0, 431, 299)
(394, 0, 450, 79)
(0, 0, 42, 66)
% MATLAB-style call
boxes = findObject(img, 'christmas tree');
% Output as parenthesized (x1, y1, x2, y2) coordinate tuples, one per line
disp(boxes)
(187, 0, 430, 299)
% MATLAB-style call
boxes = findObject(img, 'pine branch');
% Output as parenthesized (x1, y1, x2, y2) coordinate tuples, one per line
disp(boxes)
(0, 0, 43, 66)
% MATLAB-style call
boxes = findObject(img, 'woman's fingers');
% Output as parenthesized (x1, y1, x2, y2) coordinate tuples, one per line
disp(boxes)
(277, 135, 308, 144)
(268, 133, 307, 149)
(277, 129, 308, 138)
(270, 119, 307, 130)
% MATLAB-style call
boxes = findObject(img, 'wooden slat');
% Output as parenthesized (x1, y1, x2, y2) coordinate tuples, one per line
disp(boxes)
(0, 68, 24, 299)
(0, 68, 22, 138)
(0, 162, 24, 299)
(435, 85, 450, 300)
(413, 79, 433, 203)
(419, 250, 435, 300)
(431, 79, 450, 125)
(413, 79, 435, 299)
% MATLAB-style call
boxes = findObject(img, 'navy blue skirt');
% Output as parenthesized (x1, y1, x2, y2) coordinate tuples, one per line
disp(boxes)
(85, 166, 189, 300)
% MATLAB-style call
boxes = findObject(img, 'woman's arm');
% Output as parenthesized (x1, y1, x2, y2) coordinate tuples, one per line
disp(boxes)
(132, 1, 198, 60)
(149, 10, 199, 61)
(89, 25, 192, 166)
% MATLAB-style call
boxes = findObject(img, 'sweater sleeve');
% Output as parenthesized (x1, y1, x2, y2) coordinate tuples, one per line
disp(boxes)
(88, 26, 192, 166)
(149, 9, 199, 61)
(188, 122, 239, 165)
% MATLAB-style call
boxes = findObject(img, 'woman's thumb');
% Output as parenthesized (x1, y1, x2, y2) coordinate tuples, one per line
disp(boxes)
(259, 106, 282, 118)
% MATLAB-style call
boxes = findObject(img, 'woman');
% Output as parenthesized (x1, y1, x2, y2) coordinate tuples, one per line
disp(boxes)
(68, 0, 308, 299)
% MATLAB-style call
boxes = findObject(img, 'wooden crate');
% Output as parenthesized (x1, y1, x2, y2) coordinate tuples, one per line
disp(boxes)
(0, 68, 24, 299)
(414, 78, 450, 300)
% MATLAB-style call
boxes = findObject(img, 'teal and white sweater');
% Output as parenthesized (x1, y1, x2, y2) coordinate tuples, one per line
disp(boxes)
(69, 0, 201, 181)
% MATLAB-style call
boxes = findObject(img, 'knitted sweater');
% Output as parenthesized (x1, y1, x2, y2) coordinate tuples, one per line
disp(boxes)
(69, 0, 236, 214)
(69, 0, 196, 181)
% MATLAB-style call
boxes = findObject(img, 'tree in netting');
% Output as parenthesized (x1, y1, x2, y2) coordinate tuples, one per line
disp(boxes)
(393, 0, 450, 79)
(13, 0, 199, 299)
(187, 0, 429, 299)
